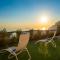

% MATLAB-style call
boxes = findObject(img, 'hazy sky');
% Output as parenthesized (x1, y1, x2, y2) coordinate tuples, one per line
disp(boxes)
(0, 0, 60, 31)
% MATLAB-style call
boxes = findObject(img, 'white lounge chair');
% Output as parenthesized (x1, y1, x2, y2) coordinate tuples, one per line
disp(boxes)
(35, 31, 57, 48)
(0, 32, 31, 60)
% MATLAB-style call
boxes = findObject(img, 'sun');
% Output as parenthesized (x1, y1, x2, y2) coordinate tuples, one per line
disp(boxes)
(40, 15, 48, 24)
(41, 27, 46, 30)
(38, 15, 49, 30)
(37, 14, 50, 30)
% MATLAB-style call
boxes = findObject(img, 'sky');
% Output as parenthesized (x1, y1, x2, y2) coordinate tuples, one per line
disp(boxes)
(0, 0, 60, 31)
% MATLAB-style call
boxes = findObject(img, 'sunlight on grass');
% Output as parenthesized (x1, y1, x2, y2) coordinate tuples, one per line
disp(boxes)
(37, 40, 56, 57)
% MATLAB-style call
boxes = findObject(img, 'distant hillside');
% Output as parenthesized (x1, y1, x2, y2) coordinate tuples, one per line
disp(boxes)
(49, 21, 60, 35)
(49, 21, 60, 31)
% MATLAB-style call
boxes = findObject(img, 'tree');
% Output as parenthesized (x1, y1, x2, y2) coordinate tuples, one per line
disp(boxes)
(55, 21, 60, 35)
(29, 29, 34, 41)
(0, 28, 8, 48)
(16, 29, 22, 42)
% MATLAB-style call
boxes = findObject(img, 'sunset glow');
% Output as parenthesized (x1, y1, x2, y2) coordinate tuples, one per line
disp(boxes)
(0, 0, 59, 31)
(42, 27, 46, 30)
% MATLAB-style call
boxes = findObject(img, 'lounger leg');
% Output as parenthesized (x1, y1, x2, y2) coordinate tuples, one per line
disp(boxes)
(0, 49, 18, 60)
(8, 52, 18, 60)
(15, 53, 18, 60)
(25, 48, 31, 60)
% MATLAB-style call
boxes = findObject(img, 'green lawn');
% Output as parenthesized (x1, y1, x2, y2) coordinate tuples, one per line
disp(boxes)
(0, 39, 60, 60)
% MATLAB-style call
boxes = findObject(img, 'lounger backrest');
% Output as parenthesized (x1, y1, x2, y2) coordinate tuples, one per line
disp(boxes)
(16, 32, 30, 51)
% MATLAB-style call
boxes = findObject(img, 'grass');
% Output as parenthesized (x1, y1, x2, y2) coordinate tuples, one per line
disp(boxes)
(0, 39, 60, 60)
